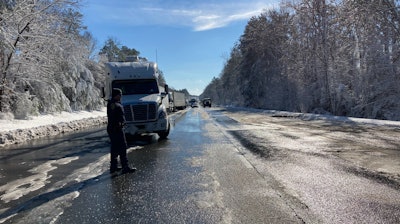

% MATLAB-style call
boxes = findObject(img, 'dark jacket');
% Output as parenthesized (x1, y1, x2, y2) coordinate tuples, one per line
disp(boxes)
(107, 98, 126, 133)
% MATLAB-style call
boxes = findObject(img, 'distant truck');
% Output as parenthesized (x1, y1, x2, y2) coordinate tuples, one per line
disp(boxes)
(170, 91, 187, 111)
(202, 98, 212, 107)
(102, 60, 170, 139)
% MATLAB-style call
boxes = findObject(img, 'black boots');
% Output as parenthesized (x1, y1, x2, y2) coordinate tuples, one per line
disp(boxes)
(110, 165, 136, 174)
(110, 166, 122, 174)
(121, 166, 137, 174)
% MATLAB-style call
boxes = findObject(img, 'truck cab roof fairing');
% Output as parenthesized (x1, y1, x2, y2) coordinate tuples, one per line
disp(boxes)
(105, 62, 159, 79)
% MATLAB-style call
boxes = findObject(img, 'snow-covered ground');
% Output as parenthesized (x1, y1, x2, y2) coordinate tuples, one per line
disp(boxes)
(0, 108, 107, 147)
(226, 107, 400, 127)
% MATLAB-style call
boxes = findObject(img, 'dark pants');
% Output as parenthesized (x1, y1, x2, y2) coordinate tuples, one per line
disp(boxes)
(108, 130, 129, 168)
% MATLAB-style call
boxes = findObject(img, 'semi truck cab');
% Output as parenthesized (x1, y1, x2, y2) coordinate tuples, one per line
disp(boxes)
(103, 60, 170, 139)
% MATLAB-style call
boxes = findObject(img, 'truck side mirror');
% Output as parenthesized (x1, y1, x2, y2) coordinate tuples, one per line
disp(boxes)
(101, 87, 106, 99)
(164, 84, 169, 94)
(160, 92, 167, 98)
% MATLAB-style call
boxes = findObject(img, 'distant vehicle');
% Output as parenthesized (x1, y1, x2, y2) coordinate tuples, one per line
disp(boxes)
(170, 91, 187, 111)
(103, 59, 170, 139)
(189, 99, 198, 108)
(202, 98, 211, 107)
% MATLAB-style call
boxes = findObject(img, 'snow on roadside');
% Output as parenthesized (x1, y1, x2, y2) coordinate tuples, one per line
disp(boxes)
(0, 108, 107, 147)
(226, 107, 400, 127)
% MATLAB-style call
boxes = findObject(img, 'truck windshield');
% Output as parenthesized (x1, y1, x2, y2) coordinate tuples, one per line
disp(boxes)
(112, 80, 159, 95)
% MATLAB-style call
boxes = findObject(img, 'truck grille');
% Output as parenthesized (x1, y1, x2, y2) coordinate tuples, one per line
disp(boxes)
(124, 103, 157, 122)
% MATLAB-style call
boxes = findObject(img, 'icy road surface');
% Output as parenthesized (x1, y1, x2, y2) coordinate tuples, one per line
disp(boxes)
(218, 107, 400, 223)
(0, 107, 399, 223)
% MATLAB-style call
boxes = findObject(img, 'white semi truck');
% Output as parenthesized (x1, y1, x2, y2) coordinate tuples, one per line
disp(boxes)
(103, 60, 170, 139)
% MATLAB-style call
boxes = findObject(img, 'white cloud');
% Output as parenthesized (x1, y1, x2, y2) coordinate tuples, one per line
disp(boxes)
(191, 7, 269, 31)
(192, 14, 225, 31)
(104, 1, 276, 31)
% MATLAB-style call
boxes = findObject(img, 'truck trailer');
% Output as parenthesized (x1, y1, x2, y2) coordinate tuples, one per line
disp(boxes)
(170, 91, 187, 111)
(103, 60, 170, 139)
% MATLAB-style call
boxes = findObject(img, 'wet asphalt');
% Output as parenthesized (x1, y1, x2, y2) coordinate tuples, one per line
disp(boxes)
(1, 107, 399, 223)
(0, 108, 302, 223)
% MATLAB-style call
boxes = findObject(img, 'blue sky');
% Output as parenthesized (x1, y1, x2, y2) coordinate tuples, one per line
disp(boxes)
(81, 0, 278, 95)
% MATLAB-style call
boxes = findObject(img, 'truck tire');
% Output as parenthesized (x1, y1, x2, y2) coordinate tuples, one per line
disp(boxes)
(157, 123, 170, 139)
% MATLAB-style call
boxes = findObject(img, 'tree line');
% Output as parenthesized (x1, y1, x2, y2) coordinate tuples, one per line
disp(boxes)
(2, 0, 399, 121)
(0, 0, 170, 119)
(201, 0, 400, 120)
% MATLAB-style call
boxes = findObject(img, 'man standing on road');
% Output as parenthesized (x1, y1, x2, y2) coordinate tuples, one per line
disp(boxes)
(107, 88, 136, 174)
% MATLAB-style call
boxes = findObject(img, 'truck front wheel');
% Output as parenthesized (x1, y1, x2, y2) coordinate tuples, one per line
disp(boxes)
(157, 123, 170, 139)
